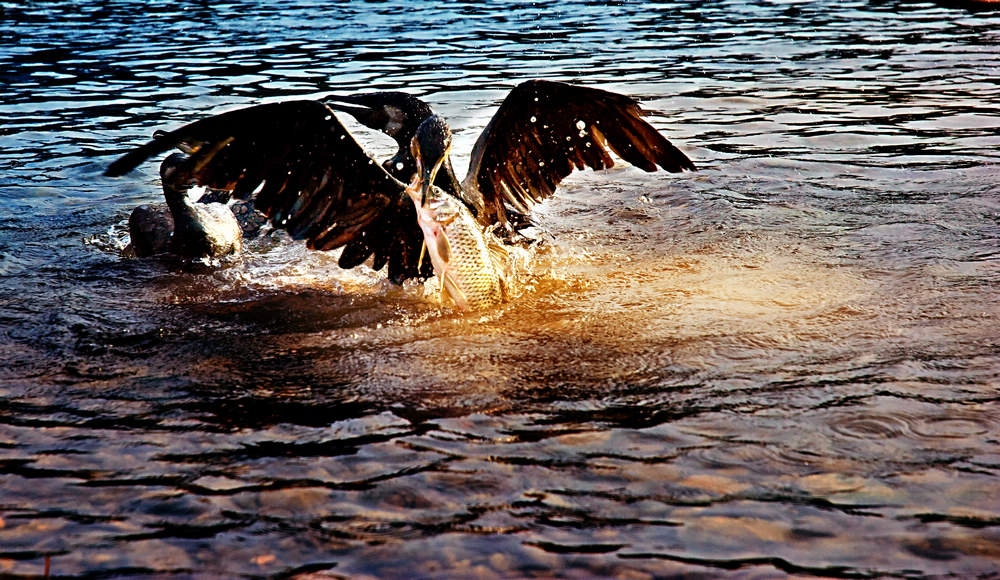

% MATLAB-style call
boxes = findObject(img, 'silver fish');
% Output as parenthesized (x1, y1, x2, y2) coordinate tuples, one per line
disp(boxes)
(406, 181, 510, 310)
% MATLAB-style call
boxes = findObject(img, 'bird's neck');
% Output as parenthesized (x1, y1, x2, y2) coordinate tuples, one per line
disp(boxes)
(163, 182, 195, 217)
(385, 151, 416, 181)
(443, 159, 486, 221)
(438, 157, 464, 198)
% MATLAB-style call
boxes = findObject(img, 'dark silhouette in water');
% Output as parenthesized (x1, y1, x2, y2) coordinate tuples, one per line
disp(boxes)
(125, 152, 265, 258)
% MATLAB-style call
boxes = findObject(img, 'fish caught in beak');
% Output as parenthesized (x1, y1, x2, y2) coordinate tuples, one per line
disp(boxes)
(409, 115, 453, 207)
(411, 140, 448, 207)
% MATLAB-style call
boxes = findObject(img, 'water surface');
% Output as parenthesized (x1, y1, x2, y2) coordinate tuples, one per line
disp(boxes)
(1, 1, 999, 577)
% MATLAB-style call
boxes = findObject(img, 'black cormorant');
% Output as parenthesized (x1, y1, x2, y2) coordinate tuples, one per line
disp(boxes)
(106, 80, 694, 283)
(125, 152, 243, 258)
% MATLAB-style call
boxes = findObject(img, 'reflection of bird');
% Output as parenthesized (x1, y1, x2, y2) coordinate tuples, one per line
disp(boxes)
(106, 80, 695, 307)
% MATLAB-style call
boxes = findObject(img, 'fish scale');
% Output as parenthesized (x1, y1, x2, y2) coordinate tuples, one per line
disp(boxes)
(408, 182, 508, 310)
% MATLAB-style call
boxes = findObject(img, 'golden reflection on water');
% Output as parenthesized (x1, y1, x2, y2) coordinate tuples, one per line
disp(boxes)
(91, 157, 998, 580)
(168, 206, 874, 401)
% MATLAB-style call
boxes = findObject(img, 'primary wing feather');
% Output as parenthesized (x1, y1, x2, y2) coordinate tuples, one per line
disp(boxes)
(105, 100, 433, 282)
(464, 80, 695, 226)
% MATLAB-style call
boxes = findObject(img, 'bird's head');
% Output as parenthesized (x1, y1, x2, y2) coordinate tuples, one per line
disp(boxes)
(410, 115, 452, 206)
(324, 91, 433, 142)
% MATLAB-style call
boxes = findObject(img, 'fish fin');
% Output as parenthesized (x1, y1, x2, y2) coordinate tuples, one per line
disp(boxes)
(488, 237, 509, 271)
(441, 270, 469, 310)
(436, 231, 452, 264)
(488, 235, 513, 298)
(437, 232, 451, 264)
(418, 241, 426, 270)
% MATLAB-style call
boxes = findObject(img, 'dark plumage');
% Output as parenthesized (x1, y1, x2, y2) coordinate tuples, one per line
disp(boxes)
(107, 80, 694, 281)
(464, 81, 695, 226)
(325, 81, 694, 229)
(324, 92, 469, 212)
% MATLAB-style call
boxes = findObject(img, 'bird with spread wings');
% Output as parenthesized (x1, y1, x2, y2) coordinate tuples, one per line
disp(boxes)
(106, 80, 695, 286)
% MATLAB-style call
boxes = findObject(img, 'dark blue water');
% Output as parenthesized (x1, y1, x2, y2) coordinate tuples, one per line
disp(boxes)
(2, 1, 999, 577)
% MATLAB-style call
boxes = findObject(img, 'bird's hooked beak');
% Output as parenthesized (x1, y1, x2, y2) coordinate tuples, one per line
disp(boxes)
(324, 93, 412, 139)
(324, 93, 398, 135)
(411, 135, 450, 207)
(324, 94, 374, 119)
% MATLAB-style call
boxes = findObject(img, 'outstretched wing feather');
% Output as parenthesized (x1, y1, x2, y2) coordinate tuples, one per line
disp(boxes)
(106, 100, 433, 282)
(464, 80, 695, 225)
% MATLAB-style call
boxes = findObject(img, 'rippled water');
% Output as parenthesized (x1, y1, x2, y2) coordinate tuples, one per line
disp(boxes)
(2, 0, 1000, 577)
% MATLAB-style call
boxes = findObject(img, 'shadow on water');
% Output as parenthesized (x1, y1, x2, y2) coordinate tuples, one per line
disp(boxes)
(1, 0, 1000, 577)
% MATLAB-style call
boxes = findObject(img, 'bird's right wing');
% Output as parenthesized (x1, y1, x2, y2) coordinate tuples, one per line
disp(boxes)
(105, 100, 433, 282)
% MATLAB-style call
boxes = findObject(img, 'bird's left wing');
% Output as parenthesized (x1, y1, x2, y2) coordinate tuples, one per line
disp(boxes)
(105, 100, 432, 281)
(463, 80, 695, 226)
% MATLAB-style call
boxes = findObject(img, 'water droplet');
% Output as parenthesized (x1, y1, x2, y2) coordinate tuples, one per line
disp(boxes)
(586, 141, 592, 147)
(566, 136, 572, 141)
(396, 162, 405, 171)
(579, 130, 587, 138)
(576, 120, 585, 130)
(539, 161, 545, 167)
(530, 116, 537, 123)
